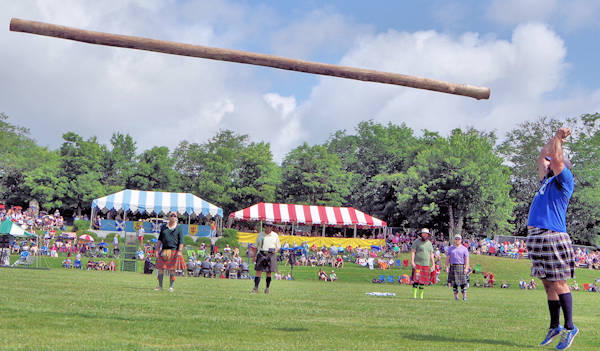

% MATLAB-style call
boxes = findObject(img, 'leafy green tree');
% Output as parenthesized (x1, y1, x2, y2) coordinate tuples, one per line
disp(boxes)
(278, 143, 350, 206)
(0, 113, 56, 205)
(393, 128, 514, 238)
(566, 113, 600, 245)
(174, 130, 280, 215)
(127, 146, 179, 192)
(327, 121, 419, 224)
(58, 132, 109, 215)
(102, 132, 137, 188)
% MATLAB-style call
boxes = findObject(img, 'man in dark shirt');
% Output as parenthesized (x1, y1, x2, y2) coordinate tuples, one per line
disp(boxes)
(155, 212, 186, 292)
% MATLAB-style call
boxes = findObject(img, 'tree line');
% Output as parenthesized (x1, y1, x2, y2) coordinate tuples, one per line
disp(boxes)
(1, 112, 598, 245)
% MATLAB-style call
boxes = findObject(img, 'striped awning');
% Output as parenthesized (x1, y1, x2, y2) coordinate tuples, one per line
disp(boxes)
(229, 202, 386, 228)
(91, 189, 223, 217)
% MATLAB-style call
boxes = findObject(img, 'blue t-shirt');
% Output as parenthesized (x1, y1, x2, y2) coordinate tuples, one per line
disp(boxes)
(527, 167, 574, 232)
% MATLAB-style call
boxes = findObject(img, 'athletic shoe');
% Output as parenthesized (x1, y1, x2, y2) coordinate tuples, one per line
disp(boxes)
(463, 297, 467, 302)
(540, 326, 563, 346)
(250, 288, 258, 294)
(556, 325, 578, 350)
(154, 286, 162, 291)
(168, 287, 174, 292)
(264, 288, 270, 294)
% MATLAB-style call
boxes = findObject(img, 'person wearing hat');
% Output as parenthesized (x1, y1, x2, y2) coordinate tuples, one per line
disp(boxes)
(446, 234, 470, 301)
(410, 228, 435, 299)
(526, 127, 578, 349)
(251, 222, 281, 294)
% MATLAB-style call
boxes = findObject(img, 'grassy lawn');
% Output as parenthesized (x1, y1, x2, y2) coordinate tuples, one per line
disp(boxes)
(1, 254, 599, 350)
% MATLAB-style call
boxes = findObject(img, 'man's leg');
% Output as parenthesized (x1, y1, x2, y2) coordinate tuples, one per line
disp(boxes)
(418, 284, 425, 299)
(169, 270, 176, 291)
(452, 283, 459, 300)
(542, 280, 561, 329)
(460, 284, 468, 301)
(412, 282, 418, 299)
(252, 270, 262, 293)
(265, 272, 272, 293)
(156, 269, 164, 290)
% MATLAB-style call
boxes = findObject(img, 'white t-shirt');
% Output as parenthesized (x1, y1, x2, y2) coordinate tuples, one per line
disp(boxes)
(256, 231, 281, 252)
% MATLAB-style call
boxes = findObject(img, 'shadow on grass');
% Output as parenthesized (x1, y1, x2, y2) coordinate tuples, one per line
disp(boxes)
(275, 327, 308, 332)
(400, 331, 536, 349)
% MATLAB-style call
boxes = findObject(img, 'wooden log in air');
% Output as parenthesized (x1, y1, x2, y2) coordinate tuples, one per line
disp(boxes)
(10, 18, 490, 100)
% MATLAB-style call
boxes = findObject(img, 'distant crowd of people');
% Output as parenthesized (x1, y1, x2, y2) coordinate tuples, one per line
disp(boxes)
(0, 206, 65, 231)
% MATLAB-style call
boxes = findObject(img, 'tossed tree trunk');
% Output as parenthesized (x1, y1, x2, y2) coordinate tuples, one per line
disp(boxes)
(10, 18, 491, 100)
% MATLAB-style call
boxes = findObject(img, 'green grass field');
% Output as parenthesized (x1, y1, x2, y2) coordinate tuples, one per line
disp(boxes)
(1, 254, 599, 350)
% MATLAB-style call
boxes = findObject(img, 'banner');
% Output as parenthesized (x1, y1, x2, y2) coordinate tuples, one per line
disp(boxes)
(237, 232, 384, 249)
(133, 221, 143, 231)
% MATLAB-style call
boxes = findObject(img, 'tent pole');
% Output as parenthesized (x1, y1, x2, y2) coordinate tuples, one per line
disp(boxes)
(322, 225, 325, 237)
(353, 224, 357, 238)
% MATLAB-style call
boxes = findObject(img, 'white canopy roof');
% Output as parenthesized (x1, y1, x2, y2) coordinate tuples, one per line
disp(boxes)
(91, 189, 223, 217)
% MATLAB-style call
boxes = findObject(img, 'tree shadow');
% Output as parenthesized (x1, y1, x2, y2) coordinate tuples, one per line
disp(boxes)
(399, 331, 536, 349)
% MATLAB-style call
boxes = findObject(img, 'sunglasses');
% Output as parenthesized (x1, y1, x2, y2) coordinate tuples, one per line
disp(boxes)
(169, 214, 177, 217)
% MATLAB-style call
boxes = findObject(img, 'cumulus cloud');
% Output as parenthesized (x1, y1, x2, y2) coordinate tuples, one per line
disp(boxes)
(294, 22, 599, 145)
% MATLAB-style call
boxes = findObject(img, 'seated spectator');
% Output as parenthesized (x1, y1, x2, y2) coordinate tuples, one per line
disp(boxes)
(87, 260, 96, 270)
(285, 272, 292, 280)
(570, 280, 579, 291)
(274, 271, 282, 280)
(527, 279, 537, 290)
(318, 268, 329, 281)
(519, 279, 527, 289)
(108, 260, 116, 271)
(329, 270, 337, 282)
(500, 281, 510, 288)
(73, 258, 82, 269)
(62, 258, 72, 268)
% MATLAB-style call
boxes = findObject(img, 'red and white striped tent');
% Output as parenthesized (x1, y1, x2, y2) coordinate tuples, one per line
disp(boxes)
(229, 202, 386, 228)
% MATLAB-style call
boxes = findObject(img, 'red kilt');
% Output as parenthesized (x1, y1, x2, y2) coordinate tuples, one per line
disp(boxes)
(155, 249, 187, 271)
(412, 265, 431, 285)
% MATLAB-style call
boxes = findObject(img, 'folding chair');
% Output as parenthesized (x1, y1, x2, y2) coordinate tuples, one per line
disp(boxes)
(228, 268, 239, 279)
(583, 283, 590, 291)
(378, 274, 385, 282)
(402, 259, 409, 267)
(387, 275, 394, 283)
(474, 263, 482, 273)
(239, 269, 250, 279)
(395, 259, 401, 267)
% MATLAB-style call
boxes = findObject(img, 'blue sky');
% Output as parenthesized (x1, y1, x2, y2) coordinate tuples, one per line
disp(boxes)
(1, 0, 599, 161)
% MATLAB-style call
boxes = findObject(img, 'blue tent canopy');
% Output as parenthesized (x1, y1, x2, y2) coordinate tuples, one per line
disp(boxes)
(91, 189, 223, 217)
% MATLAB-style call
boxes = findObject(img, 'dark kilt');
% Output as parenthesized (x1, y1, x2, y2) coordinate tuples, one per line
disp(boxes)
(155, 249, 187, 272)
(255, 251, 278, 273)
(447, 264, 468, 285)
(412, 264, 431, 285)
(526, 227, 575, 281)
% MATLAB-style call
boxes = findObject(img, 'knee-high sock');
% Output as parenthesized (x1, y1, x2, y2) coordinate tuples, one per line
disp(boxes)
(418, 286, 424, 299)
(558, 293, 574, 329)
(412, 287, 418, 298)
(548, 300, 561, 329)
(266, 276, 272, 288)
(452, 284, 459, 294)
(157, 273, 164, 288)
(254, 276, 261, 289)
(169, 275, 176, 288)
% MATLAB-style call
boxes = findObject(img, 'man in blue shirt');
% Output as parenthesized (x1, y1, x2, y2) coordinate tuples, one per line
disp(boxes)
(526, 127, 577, 350)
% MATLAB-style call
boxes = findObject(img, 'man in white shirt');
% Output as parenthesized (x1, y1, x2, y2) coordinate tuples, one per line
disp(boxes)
(251, 223, 281, 294)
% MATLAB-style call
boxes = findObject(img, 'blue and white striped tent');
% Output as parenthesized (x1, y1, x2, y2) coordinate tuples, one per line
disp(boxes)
(91, 189, 223, 217)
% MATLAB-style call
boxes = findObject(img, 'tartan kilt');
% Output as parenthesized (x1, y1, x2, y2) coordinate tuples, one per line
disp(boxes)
(447, 264, 468, 285)
(526, 227, 575, 281)
(255, 251, 278, 273)
(412, 265, 431, 285)
(155, 249, 187, 271)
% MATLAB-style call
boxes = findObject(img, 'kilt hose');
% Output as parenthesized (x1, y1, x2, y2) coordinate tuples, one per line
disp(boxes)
(447, 264, 468, 286)
(526, 227, 575, 281)
(255, 251, 278, 273)
(155, 249, 187, 273)
(412, 264, 431, 285)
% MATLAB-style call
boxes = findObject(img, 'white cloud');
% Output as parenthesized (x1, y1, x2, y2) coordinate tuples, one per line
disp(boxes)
(294, 23, 599, 145)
